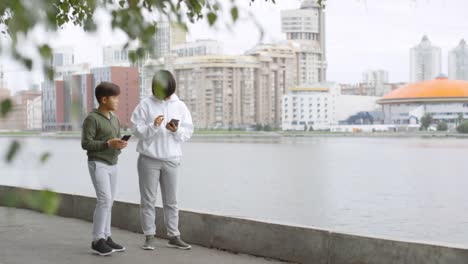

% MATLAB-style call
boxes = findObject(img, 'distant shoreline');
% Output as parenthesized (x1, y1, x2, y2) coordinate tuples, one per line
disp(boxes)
(1, 130, 468, 139)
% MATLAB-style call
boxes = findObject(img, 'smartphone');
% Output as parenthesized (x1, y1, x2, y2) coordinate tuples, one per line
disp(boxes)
(121, 135, 131, 141)
(169, 119, 179, 126)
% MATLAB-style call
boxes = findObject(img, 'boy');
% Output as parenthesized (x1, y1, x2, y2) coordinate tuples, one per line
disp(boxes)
(81, 82, 127, 256)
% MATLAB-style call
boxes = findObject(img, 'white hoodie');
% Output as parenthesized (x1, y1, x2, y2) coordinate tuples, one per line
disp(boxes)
(131, 94, 193, 161)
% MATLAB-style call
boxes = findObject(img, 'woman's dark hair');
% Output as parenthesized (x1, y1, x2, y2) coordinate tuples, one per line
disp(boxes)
(95, 82, 120, 103)
(152, 70, 176, 99)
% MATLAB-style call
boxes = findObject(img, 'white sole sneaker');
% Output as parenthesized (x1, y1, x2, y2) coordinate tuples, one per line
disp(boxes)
(112, 247, 126, 252)
(166, 243, 191, 250)
(92, 249, 115, 256)
(141, 245, 155, 250)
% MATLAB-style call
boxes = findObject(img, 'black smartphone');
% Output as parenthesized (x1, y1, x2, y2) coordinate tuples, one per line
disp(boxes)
(169, 119, 179, 126)
(121, 135, 131, 141)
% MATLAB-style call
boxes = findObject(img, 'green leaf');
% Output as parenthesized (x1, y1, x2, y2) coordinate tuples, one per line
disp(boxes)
(83, 17, 97, 31)
(1, 99, 13, 118)
(40, 152, 51, 164)
(26, 190, 60, 215)
(128, 51, 137, 63)
(4, 191, 19, 207)
(230, 7, 238, 22)
(23, 58, 33, 70)
(38, 44, 52, 59)
(45, 66, 54, 80)
(5, 140, 21, 163)
(207, 12, 217, 26)
(3, 189, 60, 215)
(119, 0, 125, 8)
(136, 47, 145, 58)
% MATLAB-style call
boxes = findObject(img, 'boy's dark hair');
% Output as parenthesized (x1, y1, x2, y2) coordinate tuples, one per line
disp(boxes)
(95, 82, 120, 103)
(152, 70, 176, 98)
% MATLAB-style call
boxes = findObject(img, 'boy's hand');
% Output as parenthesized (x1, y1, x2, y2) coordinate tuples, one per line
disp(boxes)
(166, 121, 178, 132)
(107, 138, 127, 149)
(154, 115, 164, 127)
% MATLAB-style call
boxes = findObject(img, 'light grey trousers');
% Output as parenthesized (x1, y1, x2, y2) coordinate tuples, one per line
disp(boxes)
(137, 154, 180, 237)
(87, 161, 117, 241)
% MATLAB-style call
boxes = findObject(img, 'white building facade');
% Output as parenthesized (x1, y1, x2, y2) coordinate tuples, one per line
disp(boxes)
(281, 0, 327, 84)
(282, 83, 379, 130)
(27, 96, 42, 130)
(282, 83, 338, 130)
(103, 45, 131, 67)
(410, 36, 442, 82)
(362, 70, 389, 86)
(448, 39, 468, 81)
(151, 21, 187, 59)
(172, 39, 222, 57)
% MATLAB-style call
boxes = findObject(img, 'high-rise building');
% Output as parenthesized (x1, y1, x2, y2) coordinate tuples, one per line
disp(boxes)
(42, 79, 65, 131)
(448, 39, 468, 81)
(171, 39, 222, 57)
(52, 47, 74, 67)
(103, 45, 131, 67)
(358, 69, 391, 96)
(246, 44, 297, 126)
(410, 36, 441, 82)
(43, 66, 139, 131)
(42, 62, 90, 131)
(281, 0, 327, 84)
(0, 90, 41, 130)
(173, 56, 258, 129)
(27, 95, 42, 130)
(362, 70, 389, 86)
(151, 21, 187, 59)
(103, 45, 149, 106)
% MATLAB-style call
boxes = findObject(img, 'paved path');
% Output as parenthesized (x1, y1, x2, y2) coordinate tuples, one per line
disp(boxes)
(0, 207, 289, 264)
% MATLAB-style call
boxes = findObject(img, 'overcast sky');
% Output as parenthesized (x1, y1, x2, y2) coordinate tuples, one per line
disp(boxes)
(1, 0, 468, 93)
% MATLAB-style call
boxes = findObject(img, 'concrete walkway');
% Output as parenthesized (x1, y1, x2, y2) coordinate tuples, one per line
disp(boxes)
(0, 207, 289, 264)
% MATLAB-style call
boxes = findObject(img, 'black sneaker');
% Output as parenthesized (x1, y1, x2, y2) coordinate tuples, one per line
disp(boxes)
(106, 237, 126, 252)
(92, 238, 114, 256)
(167, 236, 191, 250)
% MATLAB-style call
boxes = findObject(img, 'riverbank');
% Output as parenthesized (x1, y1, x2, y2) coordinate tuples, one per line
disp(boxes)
(1, 130, 468, 139)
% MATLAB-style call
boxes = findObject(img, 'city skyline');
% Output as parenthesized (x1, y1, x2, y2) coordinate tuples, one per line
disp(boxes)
(1, 0, 468, 93)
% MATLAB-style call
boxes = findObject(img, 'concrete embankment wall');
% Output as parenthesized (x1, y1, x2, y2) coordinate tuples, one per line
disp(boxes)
(1, 186, 467, 264)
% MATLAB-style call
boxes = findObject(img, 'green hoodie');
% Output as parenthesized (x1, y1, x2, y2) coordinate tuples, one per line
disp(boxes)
(81, 109, 121, 165)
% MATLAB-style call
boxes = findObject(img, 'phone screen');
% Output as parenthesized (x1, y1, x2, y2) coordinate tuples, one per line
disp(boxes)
(170, 119, 179, 126)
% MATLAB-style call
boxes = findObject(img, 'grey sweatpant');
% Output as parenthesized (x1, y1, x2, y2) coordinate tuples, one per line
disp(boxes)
(137, 154, 180, 237)
(87, 161, 117, 241)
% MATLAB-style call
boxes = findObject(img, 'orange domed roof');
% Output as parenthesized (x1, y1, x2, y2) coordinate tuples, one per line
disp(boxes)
(379, 77, 468, 103)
